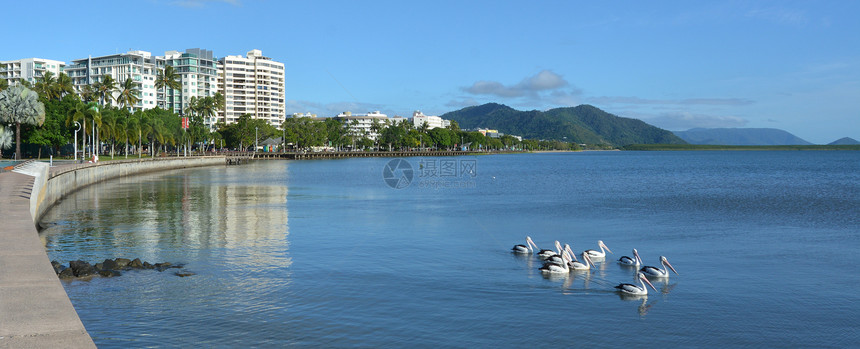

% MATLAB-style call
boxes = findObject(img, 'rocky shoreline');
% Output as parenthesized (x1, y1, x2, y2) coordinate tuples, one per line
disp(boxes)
(51, 258, 195, 278)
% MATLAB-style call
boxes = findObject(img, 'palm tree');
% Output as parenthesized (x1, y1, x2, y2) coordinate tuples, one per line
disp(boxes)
(100, 111, 120, 158)
(0, 125, 12, 158)
(66, 101, 100, 159)
(78, 84, 97, 103)
(117, 77, 140, 111)
(155, 66, 180, 110)
(94, 75, 117, 107)
(0, 86, 46, 160)
(34, 71, 58, 100)
(56, 73, 75, 99)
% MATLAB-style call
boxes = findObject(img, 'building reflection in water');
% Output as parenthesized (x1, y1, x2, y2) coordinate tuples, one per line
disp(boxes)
(40, 163, 292, 272)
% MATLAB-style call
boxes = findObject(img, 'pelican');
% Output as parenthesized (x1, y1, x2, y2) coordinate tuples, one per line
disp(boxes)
(538, 240, 563, 260)
(615, 272, 657, 296)
(584, 240, 613, 259)
(618, 249, 642, 267)
(511, 236, 537, 254)
(539, 250, 570, 274)
(639, 256, 678, 278)
(545, 243, 573, 264)
(568, 251, 595, 271)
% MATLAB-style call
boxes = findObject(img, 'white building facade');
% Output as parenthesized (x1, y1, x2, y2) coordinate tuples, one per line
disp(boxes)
(333, 111, 389, 140)
(411, 110, 450, 130)
(0, 58, 65, 86)
(158, 48, 221, 126)
(65, 50, 159, 111)
(218, 49, 285, 127)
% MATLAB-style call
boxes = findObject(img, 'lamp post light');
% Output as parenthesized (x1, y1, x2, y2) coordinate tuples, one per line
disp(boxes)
(73, 121, 81, 162)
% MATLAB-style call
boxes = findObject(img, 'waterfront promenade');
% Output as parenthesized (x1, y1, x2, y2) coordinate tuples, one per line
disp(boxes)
(0, 169, 96, 348)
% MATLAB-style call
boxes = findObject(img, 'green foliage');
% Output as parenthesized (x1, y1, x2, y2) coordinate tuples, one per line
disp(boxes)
(218, 114, 278, 150)
(0, 85, 46, 159)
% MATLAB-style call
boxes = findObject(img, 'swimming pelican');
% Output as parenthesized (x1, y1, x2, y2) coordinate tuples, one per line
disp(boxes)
(618, 249, 642, 267)
(538, 241, 563, 260)
(615, 272, 657, 296)
(584, 240, 613, 259)
(639, 256, 678, 278)
(568, 251, 595, 271)
(545, 243, 574, 264)
(539, 250, 570, 274)
(511, 236, 537, 254)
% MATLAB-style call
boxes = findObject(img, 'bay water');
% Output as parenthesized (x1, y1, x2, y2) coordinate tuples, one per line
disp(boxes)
(39, 151, 860, 347)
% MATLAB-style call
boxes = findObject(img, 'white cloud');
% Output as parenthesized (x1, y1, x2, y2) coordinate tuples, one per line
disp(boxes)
(463, 70, 572, 98)
(588, 96, 754, 106)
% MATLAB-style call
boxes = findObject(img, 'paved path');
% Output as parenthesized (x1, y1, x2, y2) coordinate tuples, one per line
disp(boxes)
(0, 171, 95, 348)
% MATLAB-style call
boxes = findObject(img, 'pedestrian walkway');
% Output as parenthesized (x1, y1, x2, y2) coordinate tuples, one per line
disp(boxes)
(0, 169, 95, 348)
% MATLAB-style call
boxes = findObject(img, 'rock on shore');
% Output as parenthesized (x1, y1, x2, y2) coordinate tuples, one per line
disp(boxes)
(52, 258, 187, 279)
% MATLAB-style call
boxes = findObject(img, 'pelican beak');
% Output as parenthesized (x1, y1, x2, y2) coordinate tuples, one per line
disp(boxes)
(642, 275, 657, 292)
(601, 241, 613, 254)
(633, 249, 641, 263)
(666, 260, 679, 275)
(585, 254, 595, 269)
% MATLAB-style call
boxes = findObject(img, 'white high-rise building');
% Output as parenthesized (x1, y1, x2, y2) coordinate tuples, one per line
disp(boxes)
(158, 48, 221, 128)
(218, 49, 285, 127)
(0, 58, 65, 86)
(66, 50, 158, 111)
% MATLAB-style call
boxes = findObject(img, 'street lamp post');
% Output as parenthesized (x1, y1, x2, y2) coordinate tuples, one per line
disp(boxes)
(255, 127, 258, 153)
(73, 121, 81, 162)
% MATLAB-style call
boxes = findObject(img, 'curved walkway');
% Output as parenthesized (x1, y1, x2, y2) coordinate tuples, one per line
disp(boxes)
(0, 169, 95, 348)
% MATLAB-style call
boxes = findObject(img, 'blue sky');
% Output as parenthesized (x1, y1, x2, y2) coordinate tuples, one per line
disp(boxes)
(2, 0, 858, 143)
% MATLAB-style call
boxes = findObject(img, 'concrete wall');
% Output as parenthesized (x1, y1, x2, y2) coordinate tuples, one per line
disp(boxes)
(35, 157, 225, 223)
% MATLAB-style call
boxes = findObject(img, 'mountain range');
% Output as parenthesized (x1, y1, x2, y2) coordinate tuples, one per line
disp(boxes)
(441, 103, 685, 146)
(827, 137, 859, 145)
(672, 128, 813, 145)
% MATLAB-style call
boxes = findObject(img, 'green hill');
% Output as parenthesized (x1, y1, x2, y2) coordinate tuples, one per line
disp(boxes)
(441, 103, 685, 146)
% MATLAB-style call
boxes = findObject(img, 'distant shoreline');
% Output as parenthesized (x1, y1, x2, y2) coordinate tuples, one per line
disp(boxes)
(621, 144, 860, 151)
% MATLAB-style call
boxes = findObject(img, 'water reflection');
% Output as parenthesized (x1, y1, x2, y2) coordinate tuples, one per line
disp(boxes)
(41, 164, 292, 269)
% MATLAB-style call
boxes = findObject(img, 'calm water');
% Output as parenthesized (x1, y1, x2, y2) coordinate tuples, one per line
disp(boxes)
(40, 151, 860, 348)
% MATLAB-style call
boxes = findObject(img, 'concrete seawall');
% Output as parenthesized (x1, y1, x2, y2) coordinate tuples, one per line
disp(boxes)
(1, 156, 225, 348)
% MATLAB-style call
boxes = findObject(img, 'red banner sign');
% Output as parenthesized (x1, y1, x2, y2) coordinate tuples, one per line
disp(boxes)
(181, 117, 189, 129)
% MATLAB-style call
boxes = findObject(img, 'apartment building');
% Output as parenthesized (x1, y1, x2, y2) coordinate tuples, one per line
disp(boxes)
(159, 48, 220, 127)
(219, 49, 285, 127)
(333, 111, 389, 140)
(0, 58, 65, 86)
(411, 110, 450, 130)
(65, 50, 159, 111)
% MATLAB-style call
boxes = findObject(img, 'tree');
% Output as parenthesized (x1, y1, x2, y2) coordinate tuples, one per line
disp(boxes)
(117, 77, 140, 110)
(93, 75, 117, 107)
(0, 85, 46, 159)
(0, 78, 8, 93)
(56, 73, 75, 99)
(0, 125, 12, 158)
(66, 101, 100, 159)
(27, 94, 75, 158)
(155, 66, 180, 110)
(34, 71, 58, 100)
